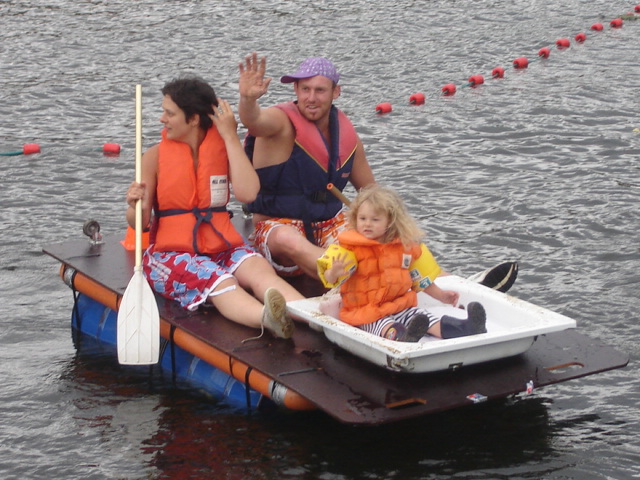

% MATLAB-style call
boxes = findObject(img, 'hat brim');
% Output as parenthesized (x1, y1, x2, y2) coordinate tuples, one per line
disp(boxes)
(280, 74, 310, 84)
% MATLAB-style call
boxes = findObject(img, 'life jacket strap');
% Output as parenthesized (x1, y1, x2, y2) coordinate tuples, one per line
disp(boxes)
(156, 206, 231, 254)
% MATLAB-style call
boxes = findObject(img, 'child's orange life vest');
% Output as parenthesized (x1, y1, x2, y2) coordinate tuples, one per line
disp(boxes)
(337, 230, 422, 326)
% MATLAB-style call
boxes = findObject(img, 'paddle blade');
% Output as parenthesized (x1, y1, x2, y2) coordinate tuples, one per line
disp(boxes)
(117, 268, 160, 365)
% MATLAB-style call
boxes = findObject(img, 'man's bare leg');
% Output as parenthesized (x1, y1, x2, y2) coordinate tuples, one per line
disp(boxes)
(266, 225, 324, 278)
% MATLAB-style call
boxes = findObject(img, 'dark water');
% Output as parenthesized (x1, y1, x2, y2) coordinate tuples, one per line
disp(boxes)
(1, 1, 639, 478)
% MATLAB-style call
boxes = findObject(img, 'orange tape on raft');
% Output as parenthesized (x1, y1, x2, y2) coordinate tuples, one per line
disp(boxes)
(61, 264, 120, 311)
(63, 265, 315, 411)
(166, 324, 316, 411)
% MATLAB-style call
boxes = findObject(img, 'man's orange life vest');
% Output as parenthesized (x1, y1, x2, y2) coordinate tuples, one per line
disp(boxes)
(337, 230, 422, 326)
(153, 128, 244, 254)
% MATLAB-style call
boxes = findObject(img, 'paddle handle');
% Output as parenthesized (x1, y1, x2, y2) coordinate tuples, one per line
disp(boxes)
(135, 85, 143, 268)
(327, 183, 351, 206)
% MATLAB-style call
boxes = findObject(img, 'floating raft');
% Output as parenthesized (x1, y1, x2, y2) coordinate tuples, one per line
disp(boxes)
(43, 217, 629, 425)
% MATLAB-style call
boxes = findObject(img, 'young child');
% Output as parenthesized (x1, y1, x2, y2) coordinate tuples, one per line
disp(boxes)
(317, 184, 487, 342)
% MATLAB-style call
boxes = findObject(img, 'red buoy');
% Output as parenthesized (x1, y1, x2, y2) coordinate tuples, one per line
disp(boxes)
(575, 32, 587, 43)
(491, 66, 505, 78)
(103, 143, 121, 154)
(636, 5, 640, 13)
(468, 74, 484, 86)
(538, 47, 551, 59)
(555, 38, 570, 49)
(591, 23, 604, 31)
(375, 102, 392, 114)
(610, 18, 623, 28)
(513, 57, 529, 69)
(441, 84, 457, 96)
(409, 92, 426, 105)
(23, 144, 41, 155)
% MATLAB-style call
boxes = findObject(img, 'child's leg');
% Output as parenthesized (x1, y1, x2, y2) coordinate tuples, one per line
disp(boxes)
(429, 302, 487, 339)
(361, 309, 436, 342)
(319, 293, 342, 318)
(360, 316, 397, 338)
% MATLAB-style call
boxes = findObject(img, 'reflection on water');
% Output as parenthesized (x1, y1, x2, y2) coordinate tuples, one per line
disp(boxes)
(1, 0, 639, 478)
(63, 346, 559, 479)
(57, 331, 637, 479)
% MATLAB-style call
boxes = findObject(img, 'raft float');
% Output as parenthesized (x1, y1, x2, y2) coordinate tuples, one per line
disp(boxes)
(44, 216, 629, 425)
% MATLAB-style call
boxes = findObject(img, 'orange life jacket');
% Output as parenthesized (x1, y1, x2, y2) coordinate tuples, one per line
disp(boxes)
(152, 128, 244, 254)
(338, 230, 422, 326)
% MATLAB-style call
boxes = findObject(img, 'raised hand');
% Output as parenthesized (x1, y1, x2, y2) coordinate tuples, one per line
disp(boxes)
(324, 250, 353, 285)
(239, 52, 272, 101)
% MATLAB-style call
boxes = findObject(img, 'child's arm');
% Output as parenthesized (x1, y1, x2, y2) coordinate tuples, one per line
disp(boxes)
(424, 282, 460, 307)
(317, 244, 357, 288)
(324, 256, 349, 285)
(409, 243, 442, 291)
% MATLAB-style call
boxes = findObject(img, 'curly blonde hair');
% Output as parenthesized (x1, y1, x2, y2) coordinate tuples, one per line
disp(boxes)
(347, 184, 423, 246)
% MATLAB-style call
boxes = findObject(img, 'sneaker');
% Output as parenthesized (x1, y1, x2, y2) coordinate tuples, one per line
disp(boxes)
(261, 288, 295, 339)
(467, 261, 518, 293)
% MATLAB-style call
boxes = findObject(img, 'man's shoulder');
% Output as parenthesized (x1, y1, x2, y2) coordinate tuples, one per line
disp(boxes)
(253, 104, 291, 133)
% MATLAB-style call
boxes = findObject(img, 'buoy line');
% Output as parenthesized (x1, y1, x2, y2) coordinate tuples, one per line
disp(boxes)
(375, 6, 639, 114)
(0, 143, 121, 157)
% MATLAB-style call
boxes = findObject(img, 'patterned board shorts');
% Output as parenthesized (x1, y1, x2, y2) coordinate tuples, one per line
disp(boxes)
(142, 244, 259, 311)
(250, 210, 348, 276)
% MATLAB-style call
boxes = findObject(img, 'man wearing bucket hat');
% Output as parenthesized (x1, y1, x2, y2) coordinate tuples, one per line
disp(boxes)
(238, 52, 374, 279)
(238, 53, 519, 292)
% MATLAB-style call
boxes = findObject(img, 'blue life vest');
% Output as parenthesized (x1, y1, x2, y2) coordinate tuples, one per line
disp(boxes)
(245, 102, 358, 223)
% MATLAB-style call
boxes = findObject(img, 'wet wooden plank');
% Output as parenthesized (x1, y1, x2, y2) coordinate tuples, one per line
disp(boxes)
(43, 223, 629, 425)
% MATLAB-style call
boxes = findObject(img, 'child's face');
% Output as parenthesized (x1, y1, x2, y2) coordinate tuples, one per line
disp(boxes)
(356, 200, 389, 242)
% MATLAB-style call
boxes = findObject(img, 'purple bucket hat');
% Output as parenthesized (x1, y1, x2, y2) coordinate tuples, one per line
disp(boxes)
(280, 57, 340, 84)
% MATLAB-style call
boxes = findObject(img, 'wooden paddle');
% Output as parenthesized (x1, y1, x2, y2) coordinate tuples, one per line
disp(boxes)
(117, 84, 160, 365)
(326, 183, 351, 206)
